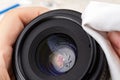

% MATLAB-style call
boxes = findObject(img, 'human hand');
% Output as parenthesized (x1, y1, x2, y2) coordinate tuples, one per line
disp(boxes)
(108, 32, 120, 58)
(0, 7, 48, 80)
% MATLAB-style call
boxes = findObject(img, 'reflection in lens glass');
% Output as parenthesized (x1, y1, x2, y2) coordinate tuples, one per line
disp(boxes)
(37, 34, 77, 76)
(49, 46, 76, 73)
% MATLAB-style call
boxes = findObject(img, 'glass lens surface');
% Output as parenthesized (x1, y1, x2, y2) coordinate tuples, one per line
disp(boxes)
(37, 34, 77, 75)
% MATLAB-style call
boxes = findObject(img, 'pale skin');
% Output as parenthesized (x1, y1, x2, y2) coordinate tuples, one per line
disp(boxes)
(0, 7, 48, 80)
(0, 7, 119, 80)
(108, 32, 120, 57)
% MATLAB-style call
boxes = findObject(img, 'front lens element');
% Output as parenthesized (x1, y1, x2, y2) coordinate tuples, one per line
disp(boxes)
(50, 45, 76, 73)
(36, 34, 77, 75)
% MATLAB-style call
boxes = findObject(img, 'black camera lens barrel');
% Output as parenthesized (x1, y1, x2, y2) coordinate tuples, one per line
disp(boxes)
(13, 9, 110, 80)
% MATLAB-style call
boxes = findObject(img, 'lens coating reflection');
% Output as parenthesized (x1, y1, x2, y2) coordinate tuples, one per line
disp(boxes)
(36, 34, 77, 76)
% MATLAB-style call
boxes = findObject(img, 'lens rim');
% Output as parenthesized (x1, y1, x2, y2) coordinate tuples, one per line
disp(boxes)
(21, 18, 94, 80)
(13, 9, 109, 80)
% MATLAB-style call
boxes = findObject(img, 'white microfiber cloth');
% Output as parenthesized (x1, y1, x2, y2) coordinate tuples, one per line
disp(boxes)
(82, 1, 120, 80)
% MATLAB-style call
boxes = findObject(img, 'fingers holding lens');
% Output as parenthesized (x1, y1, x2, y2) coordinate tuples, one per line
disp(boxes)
(108, 31, 120, 57)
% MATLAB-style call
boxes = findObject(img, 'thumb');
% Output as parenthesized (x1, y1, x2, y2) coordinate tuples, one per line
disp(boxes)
(108, 31, 120, 57)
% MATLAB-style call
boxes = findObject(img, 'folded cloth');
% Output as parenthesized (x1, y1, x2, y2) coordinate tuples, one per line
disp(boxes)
(82, 1, 120, 80)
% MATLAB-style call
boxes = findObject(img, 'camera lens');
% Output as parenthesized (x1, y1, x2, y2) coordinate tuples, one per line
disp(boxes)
(37, 34, 76, 75)
(13, 9, 110, 80)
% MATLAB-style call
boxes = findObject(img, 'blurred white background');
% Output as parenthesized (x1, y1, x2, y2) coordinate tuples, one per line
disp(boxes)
(0, 0, 120, 15)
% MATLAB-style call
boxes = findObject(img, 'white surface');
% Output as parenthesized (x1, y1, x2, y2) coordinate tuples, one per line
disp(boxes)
(0, 0, 120, 13)
(31, 0, 120, 12)
(82, 1, 120, 80)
